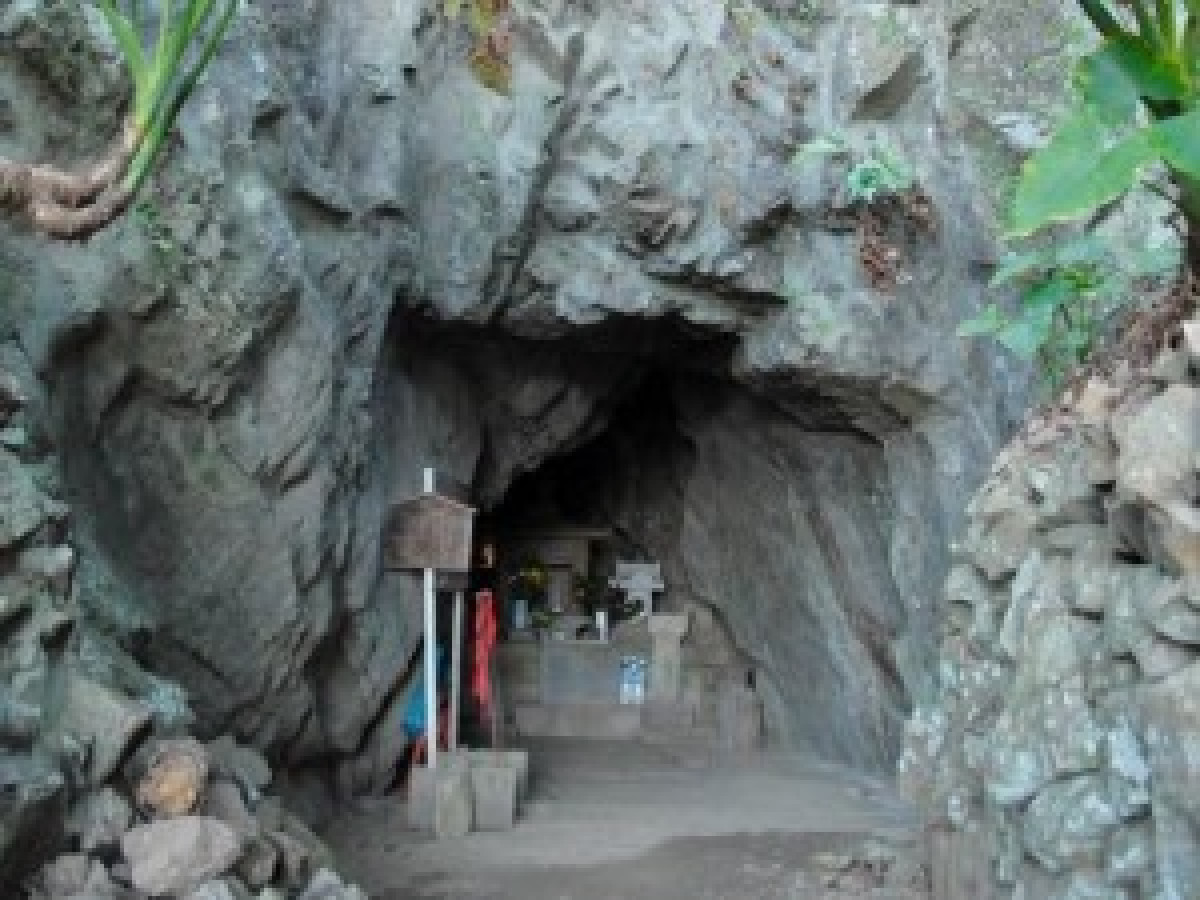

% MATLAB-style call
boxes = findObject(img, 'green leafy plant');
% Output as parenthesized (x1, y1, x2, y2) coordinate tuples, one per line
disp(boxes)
(845, 148, 914, 203)
(0, 0, 237, 239)
(791, 134, 914, 203)
(1007, 0, 1200, 257)
(95, 0, 239, 196)
(959, 235, 1177, 388)
(960, 0, 1200, 386)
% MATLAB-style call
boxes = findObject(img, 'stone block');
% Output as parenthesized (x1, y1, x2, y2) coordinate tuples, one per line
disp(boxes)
(468, 762, 517, 830)
(458, 749, 529, 809)
(121, 816, 242, 897)
(55, 671, 152, 783)
(408, 758, 472, 838)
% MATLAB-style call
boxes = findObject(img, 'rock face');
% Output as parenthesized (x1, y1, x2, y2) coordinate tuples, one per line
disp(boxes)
(0, 0, 1030, 797)
(0, 352, 364, 894)
(900, 324, 1200, 896)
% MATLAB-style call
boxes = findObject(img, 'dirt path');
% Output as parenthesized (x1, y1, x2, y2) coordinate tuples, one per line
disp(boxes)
(325, 739, 931, 899)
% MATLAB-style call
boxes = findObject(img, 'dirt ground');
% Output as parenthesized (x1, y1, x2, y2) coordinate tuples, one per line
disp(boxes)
(325, 739, 931, 899)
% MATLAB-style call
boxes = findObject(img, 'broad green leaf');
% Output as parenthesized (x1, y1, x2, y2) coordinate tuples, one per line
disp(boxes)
(1007, 113, 1157, 237)
(444, 0, 465, 19)
(1151, 106, 1200, 178)
(1021, 275, 1074, 312)
(995, 303, 1056, 359)
(1106, 33, 1189, 105)
(1076, 0, 1127, 40)
(1075, 42, 1142, 123)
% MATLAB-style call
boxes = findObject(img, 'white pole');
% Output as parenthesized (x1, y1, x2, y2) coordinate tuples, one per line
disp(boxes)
(450, 591, 464, 752)
(424, 566, 437, 770)
(422, 466, 437, 768)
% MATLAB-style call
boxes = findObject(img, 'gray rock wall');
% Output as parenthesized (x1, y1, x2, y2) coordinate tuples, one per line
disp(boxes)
(0, 0, 1028, 789)
(0, 348, 365, 895)
(901, 327, 1200, 897)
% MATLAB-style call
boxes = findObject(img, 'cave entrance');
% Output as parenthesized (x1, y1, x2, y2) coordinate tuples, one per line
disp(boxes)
(462, 370, 763, 752)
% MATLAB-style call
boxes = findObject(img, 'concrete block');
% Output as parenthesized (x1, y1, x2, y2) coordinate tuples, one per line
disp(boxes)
(407, 758, 472, 837)
(468, 763, 517, 831)
(459, 749, 530, 810)
(433, 767, 472, 839)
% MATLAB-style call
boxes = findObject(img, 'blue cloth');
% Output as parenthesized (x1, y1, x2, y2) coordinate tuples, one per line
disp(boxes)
(402, 645, 444, 739)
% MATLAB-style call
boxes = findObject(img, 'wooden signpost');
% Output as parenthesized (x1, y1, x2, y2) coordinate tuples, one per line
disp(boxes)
(383, 468, 475, 770)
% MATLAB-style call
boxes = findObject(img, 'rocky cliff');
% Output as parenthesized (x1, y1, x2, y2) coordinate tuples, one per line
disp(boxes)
(0, 0, 1031, 816)
(0, 351, 366, 895)
(901, 302, 1200, 897)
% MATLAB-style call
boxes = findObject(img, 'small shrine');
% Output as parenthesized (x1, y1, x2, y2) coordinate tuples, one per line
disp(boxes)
(382, 466, 765, 838)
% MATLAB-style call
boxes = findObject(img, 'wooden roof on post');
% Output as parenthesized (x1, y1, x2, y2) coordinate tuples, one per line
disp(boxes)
(383, 491, 476, 573)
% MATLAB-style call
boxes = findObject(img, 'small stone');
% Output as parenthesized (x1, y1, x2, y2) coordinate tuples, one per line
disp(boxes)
(297, 869, 352, 900)
(269, 820, 336, 890)
(1138, 579, 1200, 644)
(1021, 775, 1118, 873)
(1181, 321, 1200, 362)
(35, 854, 89, 895)
(204, 778, 258, 837)
(207, 735, 272, 795)
(0, 425, 28, 449)
(1106, 823, 1152, 884)
(137, 737, 210, 817)
(0, 371, 25, 416)
(1149, 346, 1192, 385)
(121, 816, 242, 896)
(810, 851, 854, 872)
(17, 544, 75, 592)
(0, 448, 50, 549)
(1131, 631, 1197, 679)
(236, 835, 280, 889)
(66, 786, 132, 851)
(186, 879, 242, 900)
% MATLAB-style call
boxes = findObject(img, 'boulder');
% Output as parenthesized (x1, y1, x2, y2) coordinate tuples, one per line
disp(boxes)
(53, 671, 152, 784)
(186, 879, 246, 900)
(0, 751, 67, 887)
(1021, 774, 1120, 873)
(136, 737, 211, 818)
(297, 869, 368, 900)
(0, 448, 50, 548)
(121, 816, 242, 896)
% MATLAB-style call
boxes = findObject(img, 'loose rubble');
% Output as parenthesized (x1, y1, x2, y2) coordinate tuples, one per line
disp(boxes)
(901, 308, 1200, 897)
(0, 359, 365, 898)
